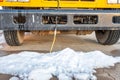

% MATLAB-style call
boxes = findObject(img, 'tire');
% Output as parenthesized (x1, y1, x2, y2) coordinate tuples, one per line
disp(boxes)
(95, 30, 120, 45)
(4, 30, 24, 46)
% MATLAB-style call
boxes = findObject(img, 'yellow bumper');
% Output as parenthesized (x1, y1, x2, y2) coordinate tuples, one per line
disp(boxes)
(0, 0, 120, 8)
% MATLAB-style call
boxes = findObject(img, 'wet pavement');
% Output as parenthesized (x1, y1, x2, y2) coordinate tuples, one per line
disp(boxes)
(0, 33, 120, 80)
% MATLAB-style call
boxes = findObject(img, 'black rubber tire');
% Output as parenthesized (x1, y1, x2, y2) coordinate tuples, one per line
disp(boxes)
(95, 30, 120, 45)
(4, 30, 24, 46)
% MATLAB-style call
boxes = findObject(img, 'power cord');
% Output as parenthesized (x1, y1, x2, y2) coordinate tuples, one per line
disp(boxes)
(50, 0, 60, 53)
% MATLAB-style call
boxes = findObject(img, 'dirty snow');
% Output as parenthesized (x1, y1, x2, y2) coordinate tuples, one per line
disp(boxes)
(0, 48, 120, 80)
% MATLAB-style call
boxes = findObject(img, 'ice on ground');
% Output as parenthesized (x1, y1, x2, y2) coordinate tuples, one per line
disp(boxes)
(0, 48, 120, 80)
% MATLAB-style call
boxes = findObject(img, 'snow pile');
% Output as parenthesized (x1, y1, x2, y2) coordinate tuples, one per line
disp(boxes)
(0, 48, 120, 80)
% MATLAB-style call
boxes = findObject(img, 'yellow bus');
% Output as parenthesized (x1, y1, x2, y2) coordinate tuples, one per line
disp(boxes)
(0, 0, 120, 46)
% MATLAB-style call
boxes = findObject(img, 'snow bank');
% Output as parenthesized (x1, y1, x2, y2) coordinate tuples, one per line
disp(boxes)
(0, 48, 120, 80)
